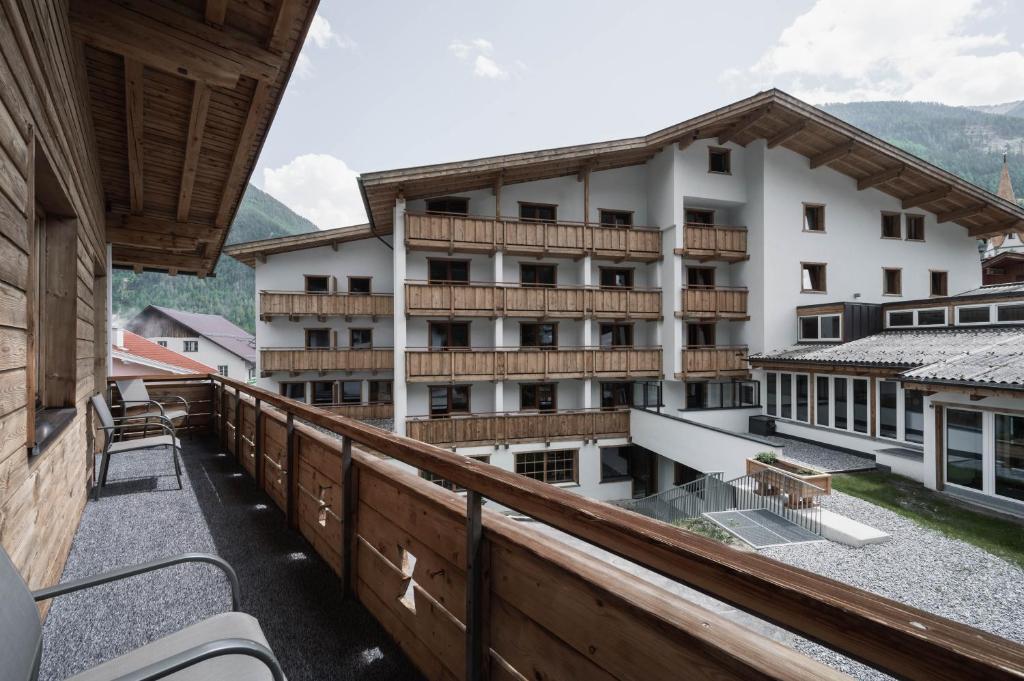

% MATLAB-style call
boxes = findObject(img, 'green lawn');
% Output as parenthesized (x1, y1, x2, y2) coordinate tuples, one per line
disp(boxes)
(832, 471, 1024, 569)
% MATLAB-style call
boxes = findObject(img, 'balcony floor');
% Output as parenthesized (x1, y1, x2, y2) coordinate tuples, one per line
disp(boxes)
(40, 437, 423, 681)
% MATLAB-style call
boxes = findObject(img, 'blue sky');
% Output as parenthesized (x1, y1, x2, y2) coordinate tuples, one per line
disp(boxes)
(252, 0, 1024, 229)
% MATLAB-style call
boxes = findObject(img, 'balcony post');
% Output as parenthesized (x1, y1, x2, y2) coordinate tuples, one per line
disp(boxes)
(253, 398, 263, 489)
(285, 412, 296, 529)
(465, 489, 486, 681)
(340, 435, 354, 598)
(233, 389, 241, 460)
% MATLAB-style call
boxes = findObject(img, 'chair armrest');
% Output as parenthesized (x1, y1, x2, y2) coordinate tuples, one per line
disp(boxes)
(31, 553, 240, 611)
(98, 422, 176, 438)
(120, 400, 167, 417)
(107, 638, 284, 681)
(112, 414, 173, 427)
(162, 395, 191, 414)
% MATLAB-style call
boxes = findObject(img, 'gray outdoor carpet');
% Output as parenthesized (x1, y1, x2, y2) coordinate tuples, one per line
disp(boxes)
(39, 438, 423, 681)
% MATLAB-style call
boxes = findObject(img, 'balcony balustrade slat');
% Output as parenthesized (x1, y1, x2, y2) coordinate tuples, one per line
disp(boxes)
(405, 348, 661, 382)
(259, 348, 395, 373)
(676, 224, 749, 262)
(260, 291, 394, 319)
(406, 283, 661, 319)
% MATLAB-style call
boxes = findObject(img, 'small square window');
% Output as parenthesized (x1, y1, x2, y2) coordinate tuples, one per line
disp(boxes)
(349, 277, 371, 294)
(801, 263, 826, 293)
(156, 340, 167, 347)
(519, 203, 557, 223)
(217, 365, 228, 376)
(930, 271, 948, 297)
(883, 268, 902, 296)
(803, 204, 825, 232)
(799, 316, 819, 340)
(305, 275, 330, 294)
(369, 380, 393, 404)
(599, 209, 633, 227)
(599, 267, 633, 289)
(350, 329, 372, 349)
(183, 340, 198, 352)
(881, 213, 901, 239)
(906, 215, 925, 241)
(708, 147, 731, 174)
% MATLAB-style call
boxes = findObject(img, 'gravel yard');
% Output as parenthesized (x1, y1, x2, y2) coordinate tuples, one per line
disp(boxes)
(767, 435, 878, 472)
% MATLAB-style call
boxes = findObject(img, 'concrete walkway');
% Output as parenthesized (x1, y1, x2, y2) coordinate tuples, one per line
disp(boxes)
(39, 439, 422, 681)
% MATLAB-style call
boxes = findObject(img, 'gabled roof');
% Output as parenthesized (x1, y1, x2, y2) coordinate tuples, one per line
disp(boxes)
(223, 223, 378, 268)
(113, 330, 216, 374)
(137, 305, 256, 363)
(358, 89, 1024, 240)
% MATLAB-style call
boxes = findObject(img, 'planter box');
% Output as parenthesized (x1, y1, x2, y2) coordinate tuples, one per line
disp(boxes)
(746, 457, 832, 508)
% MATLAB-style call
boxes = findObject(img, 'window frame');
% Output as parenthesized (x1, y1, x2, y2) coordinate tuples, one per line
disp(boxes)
(518, 201, 558, 223)
(599, 322, 635, 348)
(800, 262, 827, 293)
(515, 449, 579, 485)
(797, 313, 842, 342)
(349, 328, 373, 349)
(339, 380, 363, 404)
(425, 196, 470, 215)
(600, 381, 633, 409)
(905, 214, 926, 241)
(956, 304, 992, 326)
(519, 382, 558, 412)
(880, 212, 901, 239)
(707, 147, 731, 175)
(303, 274, 331, 294)
(369, 380, 393, 404)
(520, 322, 558, 348)
(598, 267, 634, 290)
(929, 270, 948, 297)
(882, 267, 903, 296)
(427, 258, 470, 284)
(598, 209, 633, 227)
(685, 209, 715, 225)
(217, 365, 229, 376)
(686, 266, 716, 288)
(520, 263, 557, 288)
(428, 384, 471, 416)
(280, 382, 307, 402)
(886, 307, 948, 328)
(802, 203, 826, 233)
(348, 276, 371, 294)
(304, 327, 332, 349)
(428, 320, 471, 349)
(182, 340, 198, 353)
(311, 380, 336, 405)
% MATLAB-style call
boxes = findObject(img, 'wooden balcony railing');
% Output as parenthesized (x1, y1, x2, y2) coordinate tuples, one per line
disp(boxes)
(319, 402, 394, 420)
(260, 348, 394, 373)
(678, 285, 749, 320)
(406, 347, 663, 382)
(405, 408, 631, 447)
(677, 345, 750, 379)
(405, 211, 662, 262)
(188, 373, 1024, 681)
(260, 291, 393, 320)
(405, 282, 662, 319)
(675, 223, 748, 262)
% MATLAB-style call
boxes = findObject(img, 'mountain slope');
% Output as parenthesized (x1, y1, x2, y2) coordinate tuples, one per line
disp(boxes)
(820, 101, 1024, 198)
(112, 184, 317, 334)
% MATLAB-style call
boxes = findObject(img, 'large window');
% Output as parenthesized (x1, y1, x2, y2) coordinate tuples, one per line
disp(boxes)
(428, 259, 469, 284)
(521, 323, 557, 348)
(520, 383, 557, 412)
(599, 267, 634, 289)
(945, 409, 984, 491)
(815, 376, 829, 427)
(795, 375, 809, 422)
(429, 385, 470, 416)
(340, 381, 362, 404)
(766, 373, 777, 416)
(878, 380, 898, 439)
(904, 390, 924, 444)
(799, 313, 841, 341)
(520, 263, 557, 287)
(426, 196, 469, 214)
(599, 209, 633, 227)
(995, 414, 1024, 502)
(429, 321, 469, 349)
(516, 450, 577, 484)
(519, 202, 557, 223)
(599, 323, 634, 348)
(600, 447, 631, 482)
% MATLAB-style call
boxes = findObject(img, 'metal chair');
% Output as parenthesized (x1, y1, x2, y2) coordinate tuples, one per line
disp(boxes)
(0, 545, 284, 681)
(114, 378, 191, 438)
(91, 395, 182, 500)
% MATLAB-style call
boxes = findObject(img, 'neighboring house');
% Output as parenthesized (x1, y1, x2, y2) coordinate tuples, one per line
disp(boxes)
(751, 282, 1024, 515)
(126, 305, 256, 380)
(111, 329, 217, 376)
(981, 155, 1024, 284)
(225, 89, 1024, 505)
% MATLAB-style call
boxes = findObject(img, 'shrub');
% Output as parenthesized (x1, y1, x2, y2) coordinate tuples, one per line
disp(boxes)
(755, 451, 778, 465)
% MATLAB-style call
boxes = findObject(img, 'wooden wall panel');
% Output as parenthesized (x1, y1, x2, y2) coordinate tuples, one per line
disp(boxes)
(0, 0, 106, 601)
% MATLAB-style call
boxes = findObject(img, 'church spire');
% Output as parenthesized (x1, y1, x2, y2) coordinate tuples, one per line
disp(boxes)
(998, 151, 1016, 203)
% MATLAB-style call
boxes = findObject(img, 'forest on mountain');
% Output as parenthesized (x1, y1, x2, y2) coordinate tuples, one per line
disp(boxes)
(112, 184, 317, 334)
(113, 101, 1024, 334)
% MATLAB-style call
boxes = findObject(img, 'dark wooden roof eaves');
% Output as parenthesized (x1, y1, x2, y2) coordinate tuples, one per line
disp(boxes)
(358, 89, 1024, 238)
(223, 223, 381, 267)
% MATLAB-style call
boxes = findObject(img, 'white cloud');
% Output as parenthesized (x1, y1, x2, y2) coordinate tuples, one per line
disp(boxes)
(727, 0, 1024, 105)
(474, 55, 508, 79)
(263, 154, 367, 229)
(296, 13, 356, 80)
(449, 38, 517, 79)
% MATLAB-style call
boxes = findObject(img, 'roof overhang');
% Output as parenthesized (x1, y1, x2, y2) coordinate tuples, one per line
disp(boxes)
(224, 223, 379, 267)
(72, 0, 319, 277)
(358, 89, 1024, 239)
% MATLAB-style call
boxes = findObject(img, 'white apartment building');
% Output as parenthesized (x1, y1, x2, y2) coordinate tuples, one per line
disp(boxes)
(226, 89, 1024, 506)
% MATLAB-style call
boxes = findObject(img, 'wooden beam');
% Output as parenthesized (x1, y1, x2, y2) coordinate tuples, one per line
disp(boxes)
(809, 140, 855, 169)
(70, 0, 282, 87)
(857, 165, 904, 191)
(205, 0, 228, 25)
(177, 81, 211, 222)
(215, 80, 272, 227)
(268, 0, 304, 53)
(717, 105, 772, 146)
(676, 130, 698, 151)
(766, 119, 806, 149)
(124, 57, 145, 215)
(107, 226, 200, 251)
(937, 203, 986, 223)
(902, 186, 951, 210)
(112, 246, 210, 273)
(108, 214, 221, 243)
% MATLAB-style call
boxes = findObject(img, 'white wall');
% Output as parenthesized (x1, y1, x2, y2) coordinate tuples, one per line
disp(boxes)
(149, 335, 251, 379)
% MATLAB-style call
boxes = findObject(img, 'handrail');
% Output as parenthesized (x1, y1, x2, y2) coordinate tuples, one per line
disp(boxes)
(261, 346, 395, 351)
(260, 290, 394, 297)
(406, 345, 663, 351)
(683, 221, 749, 231)
(407, 209, 662, 231)
(405, 279, 663, 292)
(206, 373, 1024, 680)
(405, 406, 629, 421)
(680, 285, 749, 291)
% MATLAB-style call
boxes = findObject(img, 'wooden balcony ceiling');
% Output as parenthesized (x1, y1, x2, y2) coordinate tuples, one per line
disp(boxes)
(224, 222, 374, 267)
(73, 0, 318, 276)
(359, 89, 1024, 240)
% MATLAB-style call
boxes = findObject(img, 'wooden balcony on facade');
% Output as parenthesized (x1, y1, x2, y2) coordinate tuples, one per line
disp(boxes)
(674, 223, 749, 262)
(406, 347, 663, 382)
(406, 408, 631, 447)
(260, 348, 394, 374)
(405, 211, 662, 262)
(405, 282, 662, 319)
(260, 291, 394, 320)
(677, 286, 750, 320)
(320, 402, 394, 420)
(676, 345, 750, 379)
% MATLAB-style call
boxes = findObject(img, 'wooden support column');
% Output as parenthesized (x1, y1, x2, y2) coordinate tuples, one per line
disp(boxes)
(340, 436, 354, 597)
(254, 398, 263, 487)
(580, 165, 591, 227)
(465, 489, 487, 681)
(285, 412, 297, 528)
(493, 171, 502, 219)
